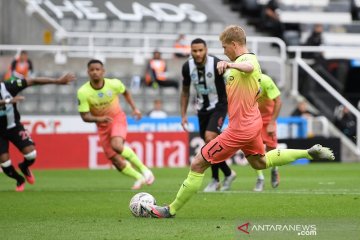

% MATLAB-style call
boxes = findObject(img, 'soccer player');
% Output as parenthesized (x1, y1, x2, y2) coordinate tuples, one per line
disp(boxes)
(144, 25, 334, 218)
(0, 73, 76, 191)
(254, 73, 282, 191)
(77, 59, 155, 190)
(181, 38, 236, 192)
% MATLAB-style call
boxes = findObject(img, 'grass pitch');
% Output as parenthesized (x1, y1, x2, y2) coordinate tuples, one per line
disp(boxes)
(0, 163, 359, 240)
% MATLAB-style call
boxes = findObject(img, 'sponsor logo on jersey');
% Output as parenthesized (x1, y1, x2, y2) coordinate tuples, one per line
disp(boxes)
(191, 73, 197, 81)
(106, 90, 112, 97)
(225, 75, 234, 85)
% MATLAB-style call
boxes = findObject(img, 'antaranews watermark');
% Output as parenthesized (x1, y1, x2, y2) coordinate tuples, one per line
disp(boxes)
(238, 222, 317, 236)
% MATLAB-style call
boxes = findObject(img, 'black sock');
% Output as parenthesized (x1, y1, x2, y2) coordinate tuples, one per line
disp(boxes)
(211, 164, 220, 181)
(19, 159, 35, 177)
(1, 165, 25, 185)
(218, 161, 232, 177)
(21, 158, 35, 168)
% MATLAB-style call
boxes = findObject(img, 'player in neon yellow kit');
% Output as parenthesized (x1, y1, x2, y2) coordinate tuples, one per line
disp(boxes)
(144, 25, 334, 218)
(77, 59, 155, 190)
(254, 73, 282, 191)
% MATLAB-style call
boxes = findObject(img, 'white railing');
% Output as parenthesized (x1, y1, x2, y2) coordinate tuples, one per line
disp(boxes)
(288, 46, 360, 154)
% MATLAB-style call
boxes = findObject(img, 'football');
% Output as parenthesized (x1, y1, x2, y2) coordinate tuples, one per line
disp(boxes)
(129, 192, 156, 217)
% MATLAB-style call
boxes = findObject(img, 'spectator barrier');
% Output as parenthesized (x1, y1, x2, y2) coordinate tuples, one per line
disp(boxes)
(9, 116, 339, 169)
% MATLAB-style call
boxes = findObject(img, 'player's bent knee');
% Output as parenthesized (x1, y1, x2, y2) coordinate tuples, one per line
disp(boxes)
(252, 164, 265, 170)
(247, 156, 266, 170)
(24, 150, 37, 160)
(111, 143, 124, 153)
(190, 153, 210, 173)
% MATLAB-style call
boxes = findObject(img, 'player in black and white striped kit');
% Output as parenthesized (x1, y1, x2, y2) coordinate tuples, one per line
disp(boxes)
(0, 73, 75, 191)
(180, 38, 236, 192)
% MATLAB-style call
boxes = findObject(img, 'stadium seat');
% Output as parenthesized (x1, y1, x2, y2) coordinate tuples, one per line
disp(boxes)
(125, 39, 143, 48)
(345, 24, 360, 33)
(160, 39, 175, 47)
(149, 39, 160, 48)
(39, 98, 57, 113)
(145, 87, 160, 96)
(283, 30, 301, 46)
(178, 22, 193, 34)
(58, 84, 75, 95)
(39, 85, 57, 95)
(143, 21, 160, 33)
(133, 97, 144, 110)
(208, 40, 222, 49)
(161, 88, 177, 96)
(92, 20, 109, 32)
(73, 19, 92, 32)
(193, 22, 209, 35)
(18, 97, 38, 114)
(325, 2, 351, 12)
(60, 18, 75, 31)
(162, 97, 179, 114)
(160, 22, 177, 34)
(209, 22, 224, 35)
(126, 21, 143, 33)
(68, 38, 89, 46)
(108, 38, 125, 47)
(109, 20, 126, 32)
(94, 38, 108, 46)
(22, 85, 39, 95)
(56, 99, 76, 114)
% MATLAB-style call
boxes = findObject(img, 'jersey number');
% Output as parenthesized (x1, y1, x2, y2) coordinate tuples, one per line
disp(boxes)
(207, 142, 223, 158)
(19, 130, 32, 142)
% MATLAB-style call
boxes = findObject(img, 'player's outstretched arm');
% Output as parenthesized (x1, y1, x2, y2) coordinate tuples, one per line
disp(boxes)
(26, 73, 76, 86)
(0, 96, 25, 106)
(122, 90, 142, 120)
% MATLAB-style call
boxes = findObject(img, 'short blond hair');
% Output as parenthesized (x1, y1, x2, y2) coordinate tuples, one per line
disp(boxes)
(219, 25, 246, 45)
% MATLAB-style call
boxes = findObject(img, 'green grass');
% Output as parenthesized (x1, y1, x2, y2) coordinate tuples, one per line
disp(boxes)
(0, 163, 359, 240)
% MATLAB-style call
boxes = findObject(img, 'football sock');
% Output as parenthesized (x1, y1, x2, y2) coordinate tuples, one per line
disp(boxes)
(265, 149, 311, 168)
(218, 161, 232, 177)
(169, 171, 204, 215)
(1, 160, 24, 184)
(121, 146, 147, 172)
(256, 170, 265, 180)
(22, 150, 36, 167)
(211, 164, 220, 181)
(121, 162, 143, 180)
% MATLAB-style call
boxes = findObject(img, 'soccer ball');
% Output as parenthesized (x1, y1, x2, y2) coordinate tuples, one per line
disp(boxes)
(129, 192, 156, 217)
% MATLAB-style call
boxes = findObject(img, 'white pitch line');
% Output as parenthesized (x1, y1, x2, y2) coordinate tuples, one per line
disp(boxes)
(209, 190, 360, 195)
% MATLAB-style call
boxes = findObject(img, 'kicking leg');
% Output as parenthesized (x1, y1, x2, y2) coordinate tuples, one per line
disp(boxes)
(247, 145, 335, 170)
(146, 152, 210, 218)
